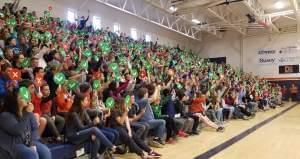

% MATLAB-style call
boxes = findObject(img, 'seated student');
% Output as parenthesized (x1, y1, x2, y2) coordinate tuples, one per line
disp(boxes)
(136, 86, 166, 148)
(0, 89, 51, 159)
(20, 80, 47, 137)
(40, 83, 65, 142)
(90, 90, 120, 145)
(245, 87, 258, 113)
(108, 98, 161, 159)
(127, 91, 150, 141)
(0, 63, 12, 110)
(189, 91, 224, 132)
(55, 84, 74, 117)
(174, 90, 194, 136)
(236, 87, 253, 118)
(222, 92, 235, 120)
(65, 95, 116, 159)
(206, 95, 224, 125)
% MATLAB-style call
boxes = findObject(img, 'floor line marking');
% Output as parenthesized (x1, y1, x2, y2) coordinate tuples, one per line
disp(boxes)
(194, 103, 299, 159)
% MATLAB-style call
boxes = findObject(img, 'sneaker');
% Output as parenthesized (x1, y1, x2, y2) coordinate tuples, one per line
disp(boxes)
(166, 138, 177, 144)
(153, 138, 165, 145)
(191, 131, 200, 135)
(216, 126, 225, 132)
(149, 140, 164, 148)
(148, 151, 162, 158)
(141, 155, 154, 159)
(177, 130, 188, 138)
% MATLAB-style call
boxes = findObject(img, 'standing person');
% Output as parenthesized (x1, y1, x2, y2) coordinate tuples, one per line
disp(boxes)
(77, 10, 90, 30)
(0, 88, 51, 159)
(65, 95, 116, 159)
(108, 98, 161, 159)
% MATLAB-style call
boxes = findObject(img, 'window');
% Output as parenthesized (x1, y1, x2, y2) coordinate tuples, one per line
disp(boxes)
(131, 28, 137, 40)
(145, 34, 151, 42)
(93, 16, 101, 30)
(113, 23, 120, 34)
(67, 10, 76, 23)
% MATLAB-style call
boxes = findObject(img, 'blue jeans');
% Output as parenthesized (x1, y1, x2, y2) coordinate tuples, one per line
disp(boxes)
(15, 141, 51, 159)
(146, 119, 166, 139)
(68, 127, 113, 159)
(100, 127, 119, 144)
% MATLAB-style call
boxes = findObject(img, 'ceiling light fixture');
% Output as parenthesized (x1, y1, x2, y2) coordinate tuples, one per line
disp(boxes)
(192, 19, 200, 24)
(274, 1, 285, 9)
(169, 6, 177, 12)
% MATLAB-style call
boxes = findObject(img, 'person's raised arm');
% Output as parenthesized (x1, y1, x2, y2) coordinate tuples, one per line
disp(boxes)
(149, 85, 161, 103)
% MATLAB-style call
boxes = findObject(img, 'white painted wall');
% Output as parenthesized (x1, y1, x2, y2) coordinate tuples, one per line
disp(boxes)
(197, 31, 300, 78)
(198, 31, 242, 69)
(243, 33, 300, 78)
(0, 0, 200, 51)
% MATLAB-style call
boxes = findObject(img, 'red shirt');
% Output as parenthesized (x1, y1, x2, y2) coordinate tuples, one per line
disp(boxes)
(31, 93, 42, 115)
(189, 97, 206, 113)
(41, 100, 52, 114)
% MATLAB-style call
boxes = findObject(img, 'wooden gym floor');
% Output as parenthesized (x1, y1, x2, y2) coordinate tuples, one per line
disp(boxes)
(115, 102, 300, 159)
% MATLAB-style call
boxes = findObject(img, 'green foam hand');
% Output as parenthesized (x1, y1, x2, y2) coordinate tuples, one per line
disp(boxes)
(53, 72, 66, 85)
(6, 18, 17, 27)
(83, 49, 92, 57)
(100, 42, 111, 54)
(92, 80, 101, 90)
(125, 95, 131, 107)
(79, 60, 89, 70)
(44, 31, 52, 39)
(114, 72, 121, 82)
(21, 58, 30, 68)
(76, 39, 84, 47)
(67, 80, 79, 91)
(93, 55, 99, 62)
(19, 87, 31, 102)
(32, 31, 40, 39)
(74, 54, 79, 62)
(144, 61, 151, 70)
(44, 10, 51, 17)
(59, 48, 66, 58)
(176, 83, 183, 89)
(131, 69, 138, 78)
(109, 63, 119, 72)
(105, 97, 115, 109)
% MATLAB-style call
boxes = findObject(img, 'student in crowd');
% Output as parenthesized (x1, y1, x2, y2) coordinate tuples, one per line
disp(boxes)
(127, 91, 150, 141)
(174, 89, 194, 135)
(189, 91, 225, 132)
(20, 79, 47, 137)
(40, 83, 65, 142)
(0, 88, 51, 159)
(108, 98, 161, 159)
(65, 95, 116, 159)
(136, 86, 166, 147)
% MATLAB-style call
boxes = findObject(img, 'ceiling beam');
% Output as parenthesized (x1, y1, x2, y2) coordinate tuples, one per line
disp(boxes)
(95, 0, 201, 41)
(207, 7, 246, 35)
(142, 0, 221, 38)
(289, 0, 299, 13)
(242, 0, 280, 33)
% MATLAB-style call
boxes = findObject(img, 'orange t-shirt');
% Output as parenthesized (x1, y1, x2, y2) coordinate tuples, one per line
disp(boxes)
(56, 89, 73, 113)
(189, 97, 206, 113)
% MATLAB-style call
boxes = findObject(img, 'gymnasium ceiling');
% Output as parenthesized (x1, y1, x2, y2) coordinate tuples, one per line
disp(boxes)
(96, 0, 299, 40)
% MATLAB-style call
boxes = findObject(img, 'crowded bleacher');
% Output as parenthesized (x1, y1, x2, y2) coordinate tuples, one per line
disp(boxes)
(0, 1, 284, 159)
